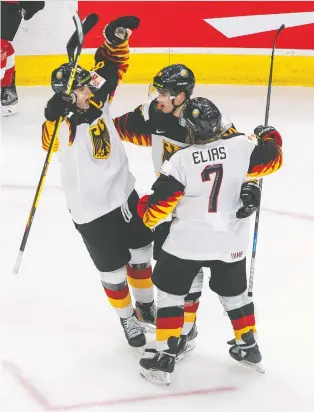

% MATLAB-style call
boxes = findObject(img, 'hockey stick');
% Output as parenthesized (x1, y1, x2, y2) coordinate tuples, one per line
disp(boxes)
(67, 13, 99, 63)
(13, 13, 98, 274)
(225, 24, 285, 329)
(248, 24, 285, 297)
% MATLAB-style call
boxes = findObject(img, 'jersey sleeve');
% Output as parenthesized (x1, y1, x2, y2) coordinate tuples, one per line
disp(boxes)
(114, 102, 152, 146)
(41, 117, 74, 152)
(89, 36, 130, 107)
(41, 120, 59, 152)
(139, 155, 186, 229)
(247, 132, 283, 177)
(41, 37, 131, 152)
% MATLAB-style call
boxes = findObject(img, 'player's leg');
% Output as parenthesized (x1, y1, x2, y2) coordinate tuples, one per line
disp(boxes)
(1, 1, 22, 117)
(140, 250, 201, 385)
(176, 268, 204, 360)
(74, 208, 145, 348)
(153, 219, 204, 350)
(124, 190, 155, 326)
(1, 40, 18, 116)
(128, 245, 155, 327)
(209, 258, 264, 373)
(1, 1, 23, 42)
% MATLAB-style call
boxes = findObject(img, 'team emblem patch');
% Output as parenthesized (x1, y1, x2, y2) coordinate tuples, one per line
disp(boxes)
(89, 118, 111, 159)
(89, 71, 106, 89)
(180, 69, 188, 77)
(56, 70, 63, 80)
(192, 108, 199, 118)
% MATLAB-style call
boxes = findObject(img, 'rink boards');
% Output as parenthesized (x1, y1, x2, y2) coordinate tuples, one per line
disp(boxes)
(13, 1, 314, 86)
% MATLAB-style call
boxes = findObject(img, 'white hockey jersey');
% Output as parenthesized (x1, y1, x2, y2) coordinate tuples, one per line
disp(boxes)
(140, 130, 282, 263)
(54, 101, 135, 224)
(42, 37, 135, 224)
(162, 135, 256, 262)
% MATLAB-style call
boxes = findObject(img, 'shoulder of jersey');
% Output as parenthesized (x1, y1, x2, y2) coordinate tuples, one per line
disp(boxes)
(160, 145, 191, 176)
(167, 144, 191, 161)
(222, 131, 245, 140)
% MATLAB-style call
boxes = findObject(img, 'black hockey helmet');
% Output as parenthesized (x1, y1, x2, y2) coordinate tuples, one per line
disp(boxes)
(152, 64, 195, 98)
(179, 97, 222, 143)
(51, 63, 92, 93)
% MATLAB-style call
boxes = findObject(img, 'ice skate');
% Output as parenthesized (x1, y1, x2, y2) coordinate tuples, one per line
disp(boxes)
(140, 351, 175, 386)
(228, 330, 265, 373)
(135, 301, 156, 332)
(120, 313, 146, 348)
(1, 78, 19, 117)
(176, 322, 198, 361)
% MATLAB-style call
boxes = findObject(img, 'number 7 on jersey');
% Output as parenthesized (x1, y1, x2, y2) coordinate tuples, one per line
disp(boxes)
(201, 164, 223, 213)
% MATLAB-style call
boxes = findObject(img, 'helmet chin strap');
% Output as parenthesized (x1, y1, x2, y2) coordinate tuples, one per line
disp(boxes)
(171, 94, 189, 115)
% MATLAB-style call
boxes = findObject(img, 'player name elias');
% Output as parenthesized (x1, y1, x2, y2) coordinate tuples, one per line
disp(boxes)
(192, 146, 226, 164)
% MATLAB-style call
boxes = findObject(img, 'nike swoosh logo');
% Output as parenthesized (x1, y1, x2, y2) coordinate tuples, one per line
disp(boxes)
(156, 129, 166, 134)
(204, 12, 314, 38)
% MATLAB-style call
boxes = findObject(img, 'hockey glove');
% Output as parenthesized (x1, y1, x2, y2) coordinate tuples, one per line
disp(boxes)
(236, 180, 261, 219)
(44, 92, 75, 122)
(253, 125, 282, 146)
(104, 16, 140, 45)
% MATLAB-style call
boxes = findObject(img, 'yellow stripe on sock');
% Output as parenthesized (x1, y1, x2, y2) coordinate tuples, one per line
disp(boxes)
(184, 312, 196, 323)
(234, 325, 257, 341)
(107, 294, 131, 309)
(156, 327, 182, 342)
(127, 276, 153, 289)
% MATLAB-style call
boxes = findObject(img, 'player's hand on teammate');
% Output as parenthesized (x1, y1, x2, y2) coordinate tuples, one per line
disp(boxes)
(104, 16, 140, 45)
(236, 180, 261, 219)
(254, 125, 282, 145)
(44, 92, 75, 122)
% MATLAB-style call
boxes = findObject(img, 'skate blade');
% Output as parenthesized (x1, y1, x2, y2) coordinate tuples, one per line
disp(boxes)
(176, 339, 196, 362)
(135, 316, 155, 334)
(142, 323, 156, 333)
(140, 367, 170, 386)
(143, 348, 158, 358)
(137, 346, 146, 355)
(239, 359, 266, 374)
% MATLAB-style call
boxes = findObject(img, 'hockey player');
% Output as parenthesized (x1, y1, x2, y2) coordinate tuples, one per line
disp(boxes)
(137, 97, 283, 385)
(41, 17, 156, 348)
(1, 1, 45, 116)
(114, 64, 260, 359)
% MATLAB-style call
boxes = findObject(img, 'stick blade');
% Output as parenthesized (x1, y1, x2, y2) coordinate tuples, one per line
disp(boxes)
(66, 13, 99, 63)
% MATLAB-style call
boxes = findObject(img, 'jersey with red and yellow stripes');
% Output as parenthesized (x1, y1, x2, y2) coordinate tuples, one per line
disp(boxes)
(138, 130, 283, 262)
(41, 37, 135, 224)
